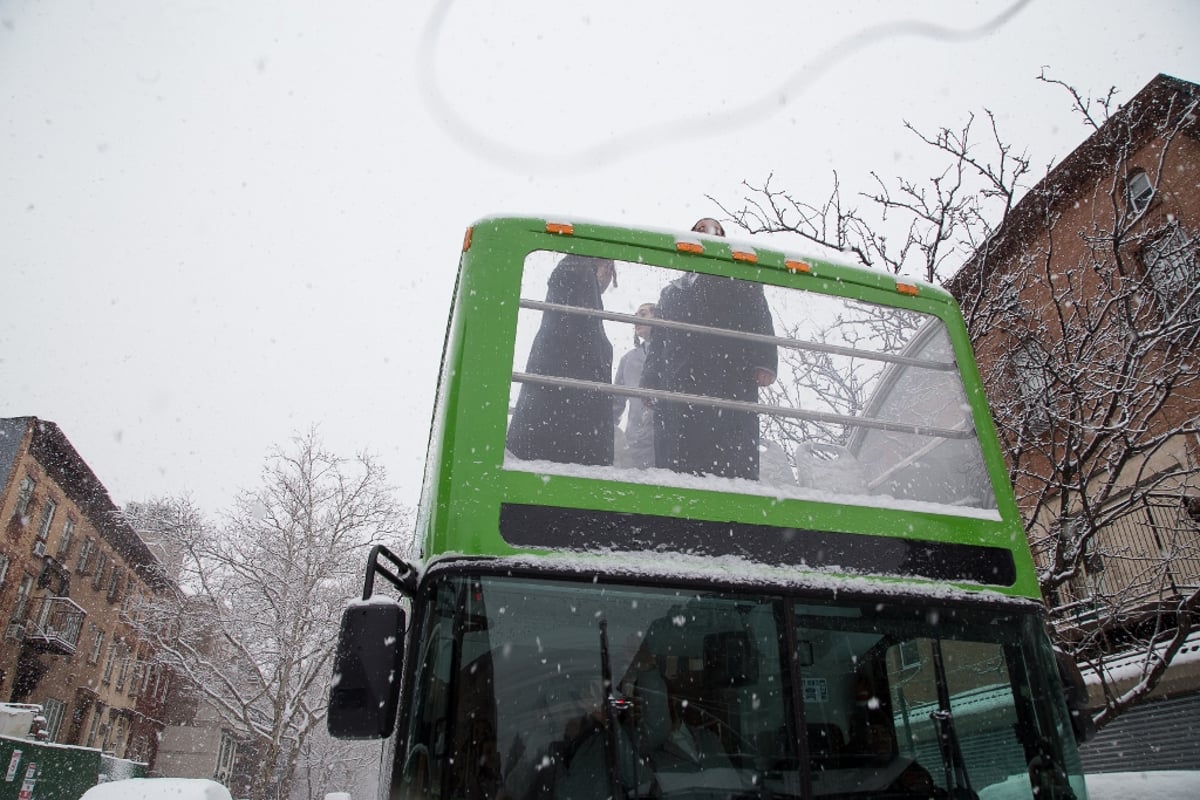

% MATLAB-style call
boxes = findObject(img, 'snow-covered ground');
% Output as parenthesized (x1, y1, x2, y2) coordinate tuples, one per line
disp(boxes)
(1084, 771, 1200, 800)
(917, 771, 1200, 800)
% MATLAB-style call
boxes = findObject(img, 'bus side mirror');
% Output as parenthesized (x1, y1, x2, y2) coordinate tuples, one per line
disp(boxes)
(1054, 648, 1096, 744)
(328, 601, 405, 739)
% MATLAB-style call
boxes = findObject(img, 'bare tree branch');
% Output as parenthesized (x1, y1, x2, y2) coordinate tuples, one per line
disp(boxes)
(126, 430, 409, 800)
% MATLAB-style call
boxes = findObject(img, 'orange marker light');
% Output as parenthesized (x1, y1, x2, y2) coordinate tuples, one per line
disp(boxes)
(785, 260, 812, 274)
(545, 222, 574, 235)
(676, 241, 704, 254)
(462, 226, 473, 252)
(732, 250, 758, 264)
(896, 280, 919, 297)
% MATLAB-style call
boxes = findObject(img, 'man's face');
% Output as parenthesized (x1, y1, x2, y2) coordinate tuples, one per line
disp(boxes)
(634, 304, 655, 339)
(596, 262, 615, 292)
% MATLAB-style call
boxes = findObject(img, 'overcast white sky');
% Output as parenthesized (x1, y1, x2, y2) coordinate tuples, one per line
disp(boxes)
(2, 0, 1197, 515)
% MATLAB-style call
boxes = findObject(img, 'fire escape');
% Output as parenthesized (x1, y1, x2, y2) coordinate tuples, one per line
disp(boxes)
(7, 557, 86, 655)
(1050, 493, 1200, 642)
(22, 594, 87, 655)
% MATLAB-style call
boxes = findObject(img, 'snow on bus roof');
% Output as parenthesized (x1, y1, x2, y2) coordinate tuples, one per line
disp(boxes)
(422, 550, 1041, 608)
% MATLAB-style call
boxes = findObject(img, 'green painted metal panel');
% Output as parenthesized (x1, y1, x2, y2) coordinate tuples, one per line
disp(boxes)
(0, 737, 145, 800)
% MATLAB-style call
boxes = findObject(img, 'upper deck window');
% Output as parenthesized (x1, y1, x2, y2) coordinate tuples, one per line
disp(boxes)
(505, 251, 996, 515)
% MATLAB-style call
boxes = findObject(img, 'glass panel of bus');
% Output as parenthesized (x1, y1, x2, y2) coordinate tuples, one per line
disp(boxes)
(394, 572, 1087, 799)
(792, 599, 1087, 799)
(506, 251, 996, 517)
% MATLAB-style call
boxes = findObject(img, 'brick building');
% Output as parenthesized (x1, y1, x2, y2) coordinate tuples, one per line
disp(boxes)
(0, 417, 172, 766)
(948, 74, 1200, 768)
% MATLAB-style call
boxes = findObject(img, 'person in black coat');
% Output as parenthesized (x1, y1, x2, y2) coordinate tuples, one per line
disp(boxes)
(642, 219, 777, 480)
(507, 254, 616, 466)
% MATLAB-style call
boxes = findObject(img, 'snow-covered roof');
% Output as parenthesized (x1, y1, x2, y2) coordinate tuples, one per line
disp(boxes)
(1081, 628, 1200, 687)
(421, 551, 1042, 608)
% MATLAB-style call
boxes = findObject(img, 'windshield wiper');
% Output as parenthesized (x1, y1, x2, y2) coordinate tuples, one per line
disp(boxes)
(929, 639, 975, 799)
(599, 618, 632, 799)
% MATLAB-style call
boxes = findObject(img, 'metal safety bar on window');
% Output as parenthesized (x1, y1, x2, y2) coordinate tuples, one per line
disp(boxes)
(519, 299, 958, 372)
(511, 371, 976, 441)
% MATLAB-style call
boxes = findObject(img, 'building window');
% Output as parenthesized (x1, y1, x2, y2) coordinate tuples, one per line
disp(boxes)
(10, 574, 34, 622)
(121, 588, 140, 623)
(111, 713, 129, 757)
(99, 709, 114, 753)
(107, 567, 124, 604)
(35, 590, 53, 630)
(35, 498, 57, 542)
(115, 643, 132, 691)
(0, 553, 9, 589)
(92, 552, 109, 590)
(85, 703, 106, 748)
(56, 517, 76, 559)
(102, 640, 119, 684)
(89, 627, 105, 665)
(1127, 170, 1155, 214)
(215, 731, 239, 784)
(41, 698, 66, 742)
(995, 276, 1023, 319)
(142, 662, 156, 696)
(1011, 341, 1052, 433)
(128, 736, 150, 764)
(77, 537, 95, 574)
(13, 475, 36, 519)
(1141, 224, 1198, 314)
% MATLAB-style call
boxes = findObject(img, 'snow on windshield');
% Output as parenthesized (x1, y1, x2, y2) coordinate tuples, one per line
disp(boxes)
(505, 250, 997, 515)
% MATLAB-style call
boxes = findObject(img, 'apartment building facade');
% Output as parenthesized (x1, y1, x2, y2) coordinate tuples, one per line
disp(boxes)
(948, 74, 1200, 768)
(0, 416, 172, 767)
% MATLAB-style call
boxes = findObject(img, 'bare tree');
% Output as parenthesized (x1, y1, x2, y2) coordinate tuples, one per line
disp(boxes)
(294, 728, 381, 800)
(130, 430, 407, 799)
(717, 73, 1200, 730)
(759, 301, 925, 456)
(962, 79, 1200, 729)
(715, 106, 1032, 284)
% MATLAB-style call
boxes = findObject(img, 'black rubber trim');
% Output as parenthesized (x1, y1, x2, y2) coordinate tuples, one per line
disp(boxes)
(499, 503, 1016, 586)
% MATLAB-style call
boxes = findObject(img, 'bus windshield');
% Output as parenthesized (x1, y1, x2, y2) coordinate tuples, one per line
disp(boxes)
(396, 569, 1085, 800)
(505, 250, 997, 517)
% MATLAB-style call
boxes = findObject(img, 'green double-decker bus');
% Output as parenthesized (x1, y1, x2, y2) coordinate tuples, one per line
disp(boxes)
(329, 217, 1092, 799)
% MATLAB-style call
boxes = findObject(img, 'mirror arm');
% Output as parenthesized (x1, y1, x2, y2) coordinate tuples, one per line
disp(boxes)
(362, 544, 418, 599)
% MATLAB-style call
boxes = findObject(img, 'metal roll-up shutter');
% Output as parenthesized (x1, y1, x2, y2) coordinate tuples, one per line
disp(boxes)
(1079, 691, 1200, 773)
